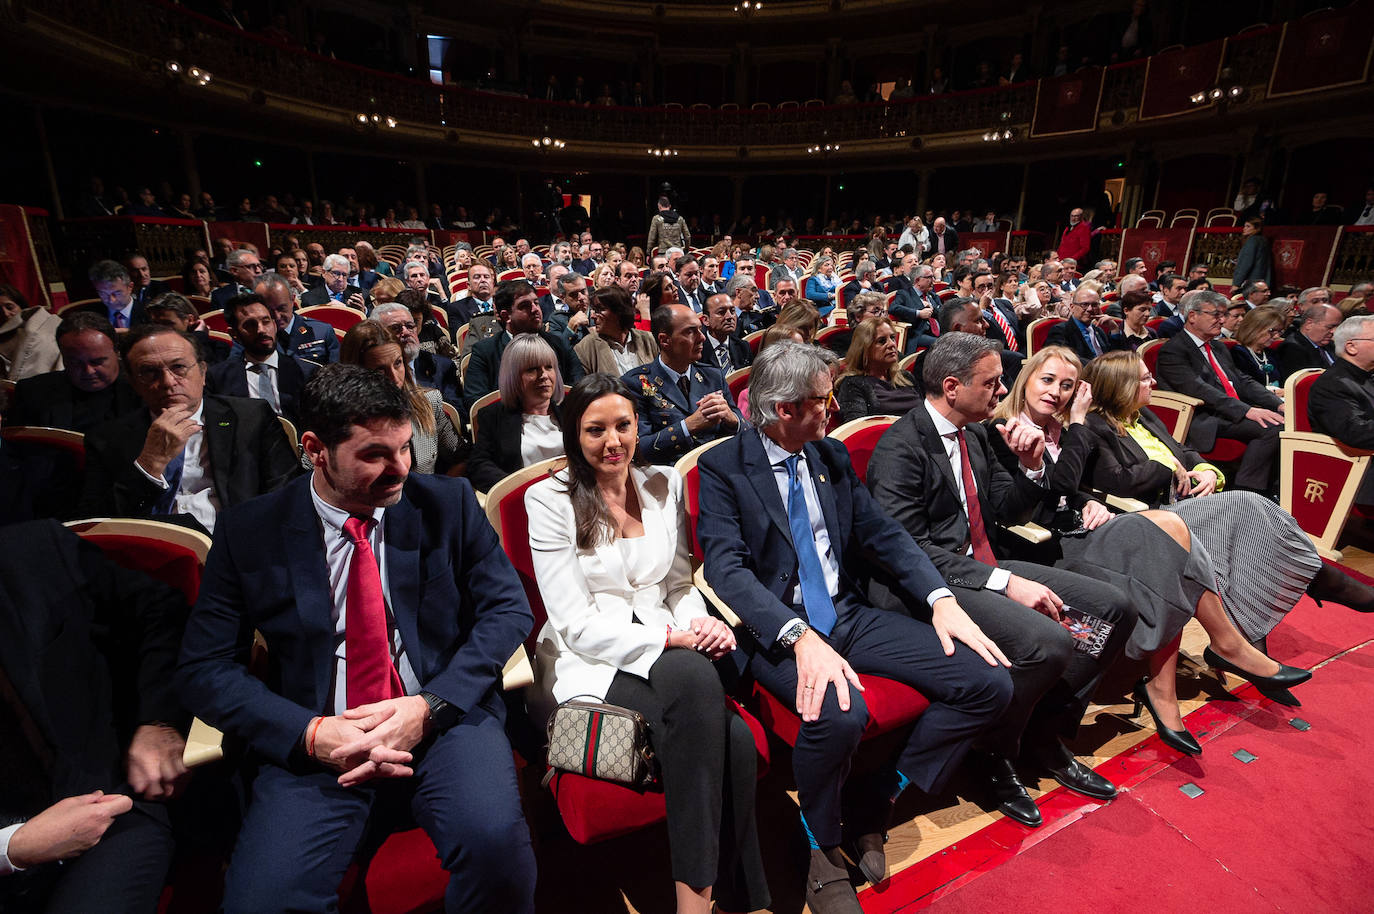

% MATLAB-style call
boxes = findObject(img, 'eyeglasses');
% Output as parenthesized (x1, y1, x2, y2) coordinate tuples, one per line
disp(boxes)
(326, 269, 350, 279)
(133, 362, 198, 384)
(801, 391, 837, 409)
(389, 320, 418, 331)
(1195, 309, 1223, 318)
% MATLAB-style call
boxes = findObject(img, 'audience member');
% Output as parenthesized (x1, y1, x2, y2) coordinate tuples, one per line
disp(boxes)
(1275, 303, 1339, 380)
(697, 340, 1012, 908)
(124, 254, 171, 307)
(255, 273, 340, 365)
(175, 363, 536, 914)
(83, 260, 147, 329)
(466, 333, 565, 491)
(868, 333, 1133, 828)
(525, 374, 771, 914)
(546, 271, 592, 345)
(835, 317, 920, 423)
(301, 254, 367, 310)
(8, 312, 141, 432)
(463, 280, 584, 411)
(1227, 305, 1286, 388)
(375, 300, 461, 409)
(339, 320, 460, 475)
(77, 323, 299, 533)
(206, 293, 317, 426)
(0, 283, 61, 382)
(1231, 218, 1273, 287)
(210, 249, 264, 311)
(1154, 290, 1283, 492)
(1309, 314, 1374, 502)
(700, 292, 751, 374)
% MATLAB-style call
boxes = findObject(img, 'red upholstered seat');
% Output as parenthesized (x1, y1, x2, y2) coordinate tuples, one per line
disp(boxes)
(340, 829, 448, 914)
(78, 533, 204, 603)
(1290, 370, 1321, 433)
(828, 416, 899, 484)
(298, 305, 367, 333)
(1028, 317, 1065, 357)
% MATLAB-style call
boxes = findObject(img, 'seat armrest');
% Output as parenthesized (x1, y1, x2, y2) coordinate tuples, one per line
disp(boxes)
(1103, 493, 1148, 513)
(183, 717, 225, 768)
(692, 565, 743, 627)
(1004, 522, 1052, 544)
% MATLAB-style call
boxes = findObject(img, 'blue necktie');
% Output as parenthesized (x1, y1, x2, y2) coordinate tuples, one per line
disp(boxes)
(784, 454, 837, 636)
(153, 450, 185, 515)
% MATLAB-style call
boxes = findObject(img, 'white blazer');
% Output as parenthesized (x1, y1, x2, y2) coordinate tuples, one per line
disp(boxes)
(525, 464, 707, 722)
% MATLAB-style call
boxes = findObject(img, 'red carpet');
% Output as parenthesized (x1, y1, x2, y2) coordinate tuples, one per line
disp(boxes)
(863, 587, 1374, 913)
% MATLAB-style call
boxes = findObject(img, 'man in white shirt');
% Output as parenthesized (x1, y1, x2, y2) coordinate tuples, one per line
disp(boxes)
(77, 324, 299, 533)
(207, 293, 317, 426)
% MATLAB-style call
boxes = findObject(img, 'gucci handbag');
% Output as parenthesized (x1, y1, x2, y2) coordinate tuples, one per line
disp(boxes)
(543, 697, 658, 789)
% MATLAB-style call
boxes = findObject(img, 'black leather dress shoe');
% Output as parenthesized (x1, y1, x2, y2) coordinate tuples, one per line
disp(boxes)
(1044, 757, 1117, 800)
(979, 754, 1042, 827)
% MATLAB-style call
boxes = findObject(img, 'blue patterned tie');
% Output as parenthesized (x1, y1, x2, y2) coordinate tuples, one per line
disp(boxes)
(784, 454, 837, 636)
(153, 450, 185, 515)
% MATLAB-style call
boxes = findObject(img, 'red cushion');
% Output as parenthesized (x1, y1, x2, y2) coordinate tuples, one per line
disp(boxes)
(1203, 439, 1247, 462)
(493, 474, 550, 642)
(749, 675, 930, 747)
(80, 534, 203, 604)
(839, 421, 896, 485)
(1292, 373, 1320, 433)
(340, 829, 448, 914)
(1031, 318, 1064, 354)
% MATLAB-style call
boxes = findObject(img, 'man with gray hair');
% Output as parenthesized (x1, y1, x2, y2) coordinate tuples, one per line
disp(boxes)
(697, 339, 1011, 909)
(210, 249, 264, 311)
(545, 270, 590, 345)
(375, 298, 460, 408)
(771, 248, 803, 290)
(83, 259, 148, 328)
(254, 273, 339, 364)
(1309, 313, 1374, 502)
(1156, 289, 1284, 491)
(1296, 286, 1332, 307)
(301, 254, 366, 310)
(869, 332, 1133, 828)
(520, 252, 544, 285)
(1276, 302, 1340, 380)
(403, 260, 445, 310)
(727, 272, 773, 336)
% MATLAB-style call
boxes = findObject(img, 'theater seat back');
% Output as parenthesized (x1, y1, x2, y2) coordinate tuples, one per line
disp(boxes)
(829, 416, 900, 484)
(484, 457, 566, 644)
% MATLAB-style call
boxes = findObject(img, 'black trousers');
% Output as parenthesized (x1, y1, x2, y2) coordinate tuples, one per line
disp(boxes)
(747, 594, 1013, 848)
(950, 560, 1136, 760)
(607, 649, 770, 911)
(1212, 415, 1281, 490)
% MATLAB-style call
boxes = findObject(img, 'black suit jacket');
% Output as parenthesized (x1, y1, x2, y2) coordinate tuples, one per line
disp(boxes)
(446, 295, 493, 327)
(76, 299, 149, 327)
(1045, 318, 1110, 362)
(1308, 358, 1374, 449)
(210, 283, 251, 311)
(697, 430, 947, 642)
(8, 373, 142, 433)
(701, 333, 751, 373)
(467, 401, 563, 492)
(867, 405, 1042, 589)
(132, 280, 172, 306)
(413, 350, 462, 409)
(77, 394, 300, 523)
(0, 520, 187, 812)
(1154, 332, 1281, 450)
(205, 353, 317, 426)
(1274, 332, 1335, 382)
(299, 283, 366, 309)
(928, 227, 959, 255)
(1079, 410, 1206, 507)
(463, 330, 584, 411)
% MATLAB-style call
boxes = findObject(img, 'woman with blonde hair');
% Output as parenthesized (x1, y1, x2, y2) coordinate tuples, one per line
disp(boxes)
(835, 317, 919, 422)
(340, 319, 461, 474)
(628, 246, 646, 268)
(991, 345, 1312, 753)
(773, 301, 823, 343)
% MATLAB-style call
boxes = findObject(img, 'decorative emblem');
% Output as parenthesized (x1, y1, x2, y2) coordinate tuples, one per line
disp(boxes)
(1276, 240, 1304, 270)
(1057, 81, 1081, 106)
(639, 374, 670, 410)
(1142, 241, 1166, 264)
(1304, 478, 1328, 503)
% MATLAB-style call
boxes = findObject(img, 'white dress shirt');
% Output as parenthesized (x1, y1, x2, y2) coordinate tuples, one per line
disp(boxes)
(243, 350, 282, 413)
(309, 479, 420, 715)
(135, 401, 221, 533)
(923, 401, 1044, 591)
(0, 824, 23, 875)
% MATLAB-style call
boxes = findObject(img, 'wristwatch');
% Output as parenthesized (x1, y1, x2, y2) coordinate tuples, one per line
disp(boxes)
(779, 621, 811, 649)
(419, 690, 463, 731)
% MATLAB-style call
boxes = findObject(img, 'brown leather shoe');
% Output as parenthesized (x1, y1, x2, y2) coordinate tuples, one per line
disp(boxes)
(843, 796, 893, 885)
(804, 846, 863, 914)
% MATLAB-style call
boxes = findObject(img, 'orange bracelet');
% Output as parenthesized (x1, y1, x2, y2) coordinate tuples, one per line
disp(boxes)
(307, 716, 325, 758)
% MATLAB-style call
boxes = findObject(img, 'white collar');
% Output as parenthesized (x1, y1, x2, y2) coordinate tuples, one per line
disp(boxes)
(923, 399, 961, 438)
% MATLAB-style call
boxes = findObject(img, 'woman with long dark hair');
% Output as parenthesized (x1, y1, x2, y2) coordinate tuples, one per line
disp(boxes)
(526, 374, 769, 914)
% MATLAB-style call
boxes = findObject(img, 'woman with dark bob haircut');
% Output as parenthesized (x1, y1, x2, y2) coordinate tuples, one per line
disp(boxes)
(525, 373, 770, 914)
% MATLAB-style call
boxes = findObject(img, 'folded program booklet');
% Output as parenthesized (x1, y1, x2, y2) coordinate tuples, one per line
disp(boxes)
(1059, 606, 1114, 658)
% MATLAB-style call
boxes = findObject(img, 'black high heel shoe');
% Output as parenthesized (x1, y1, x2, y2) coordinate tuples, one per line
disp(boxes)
(1131, 678, 1202, 756)
(1202, 647, 1312, 691)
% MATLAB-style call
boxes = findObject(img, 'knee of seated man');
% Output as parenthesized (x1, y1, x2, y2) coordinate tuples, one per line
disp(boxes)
(434, 804, 533, 875)
(807, 685, 869, 746)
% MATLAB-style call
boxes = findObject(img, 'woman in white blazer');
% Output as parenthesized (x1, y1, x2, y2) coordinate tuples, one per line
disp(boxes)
(526, 374, 770, 914)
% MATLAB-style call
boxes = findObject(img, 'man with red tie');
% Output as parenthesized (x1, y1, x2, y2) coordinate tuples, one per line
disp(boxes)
(176, 364, 536, 913)
(867, 333, 1134, 831)
(1155, 289, 1284, 492)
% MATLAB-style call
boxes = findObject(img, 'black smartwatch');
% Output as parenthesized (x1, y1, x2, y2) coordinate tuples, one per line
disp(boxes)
(419, 690, 463, 731)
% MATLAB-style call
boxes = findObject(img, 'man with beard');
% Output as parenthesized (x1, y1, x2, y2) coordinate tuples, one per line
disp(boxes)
(374, 301, 461, 410)
(207, 293, 317, 427)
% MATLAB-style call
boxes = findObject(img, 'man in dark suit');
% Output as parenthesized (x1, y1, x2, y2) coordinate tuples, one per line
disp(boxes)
(1044, 286, 1111, 361)
(175, 364, 536, 914)
(446, 261, 497, 328)
(674, 256, 708, 313)
(1151, 274, 1188, 319)
(868, 333, 1133, 828)
(623, 303, 740, 464)
(124, 254, 171, 307)
(544, 271, 591, 346)
(299, 254, 367, 311)
(1275, 303, 1340, 381)
(256, 274, 339, 365)
(701, 293, 751, 374)
(375, 302, 461, 410)
(209, 249, 264, 311)
(8, 313, 141, 432)
(697, 340, 1012, 910)
(206, 293, 317, 427)
(462, 280, 584, 411)
(1309, 314, 1374, 502)
(0, 520, 190, 912)
(82, 260, 148, 329)
(884, 252, 917, 297)
(77, 324, 300, 534)
(728, 275, 775, 337)
(890, 263, 943, 352)
(928, 216, 958, 258)
(1155, 290, 1284, 491)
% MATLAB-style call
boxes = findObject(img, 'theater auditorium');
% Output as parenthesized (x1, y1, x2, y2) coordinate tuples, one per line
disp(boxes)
(2, 0, 1373, 911)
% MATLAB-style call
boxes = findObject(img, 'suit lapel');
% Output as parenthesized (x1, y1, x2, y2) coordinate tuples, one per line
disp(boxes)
(382, 493, 423, 683)
(202, 396, 236, 507)
(742, 431, 793, 547)
(914, 407, 962, 502)
(281, 479, 336, 709)
(805, 441, 842, 545)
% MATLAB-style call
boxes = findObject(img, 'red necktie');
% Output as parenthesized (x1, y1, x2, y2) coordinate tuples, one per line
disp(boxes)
(991, 306, 1018, 351)
(1202, 343, 1238, 398)
(955, 430, 998, 566)
(342, 516, 404, 709)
